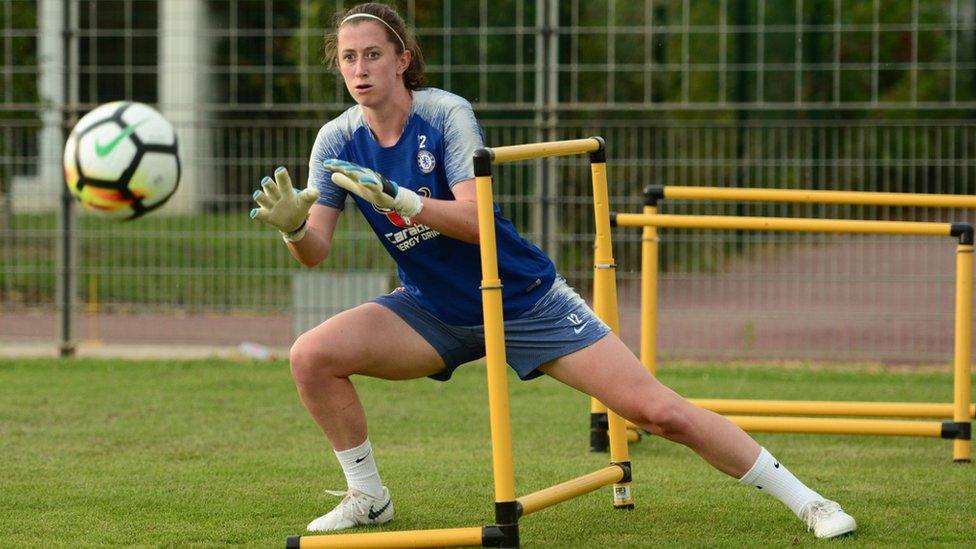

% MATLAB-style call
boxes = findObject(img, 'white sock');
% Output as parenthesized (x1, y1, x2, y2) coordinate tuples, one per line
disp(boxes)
(738, 447, 823, 518)
(334, 438, 384, 499)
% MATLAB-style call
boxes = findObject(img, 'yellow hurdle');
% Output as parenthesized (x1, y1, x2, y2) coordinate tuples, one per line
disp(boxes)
(291, 137, 630, 549)
(614, 192, 974, 463)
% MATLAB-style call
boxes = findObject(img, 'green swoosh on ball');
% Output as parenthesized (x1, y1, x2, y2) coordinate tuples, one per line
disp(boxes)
(94, 119, 150, 157)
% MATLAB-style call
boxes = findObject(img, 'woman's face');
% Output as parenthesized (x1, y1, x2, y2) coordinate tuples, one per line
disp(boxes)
(336, 20, 410, 108)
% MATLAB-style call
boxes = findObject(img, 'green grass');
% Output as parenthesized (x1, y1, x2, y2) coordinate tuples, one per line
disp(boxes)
(1, 359, 973, 547)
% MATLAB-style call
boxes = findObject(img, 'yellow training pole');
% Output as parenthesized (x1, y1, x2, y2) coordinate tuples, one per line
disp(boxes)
(614, 213, 952, 237)
(640, 195, 658, 376)
(953, 241, 973, 462)
(290, 528, 486, 549)
(726, 416, 947, 437)
(588, 140, 634, 508)
(473, 152, 518, 541)
(688, 399, 976, 418)
(489, 138, 601, 164)
(517, 466, 625, 516)
(661, 185, 976, 209)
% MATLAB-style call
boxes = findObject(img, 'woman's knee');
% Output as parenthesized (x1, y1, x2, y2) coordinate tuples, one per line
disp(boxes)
(636, 398, 695, 441)
(289, 331, 341, 386)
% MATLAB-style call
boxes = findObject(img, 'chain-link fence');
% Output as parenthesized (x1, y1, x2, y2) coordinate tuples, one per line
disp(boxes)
(2, 0, 976, 362)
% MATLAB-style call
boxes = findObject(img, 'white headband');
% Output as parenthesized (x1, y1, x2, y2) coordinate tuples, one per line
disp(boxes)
(340, 13, 406, 51)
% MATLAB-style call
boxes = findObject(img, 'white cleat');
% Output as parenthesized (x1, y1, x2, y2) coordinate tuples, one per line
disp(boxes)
(800, 500, 857, 539)
(306, 487, 394, 532)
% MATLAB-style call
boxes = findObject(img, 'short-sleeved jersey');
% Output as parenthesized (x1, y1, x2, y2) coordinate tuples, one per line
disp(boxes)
(309, 88, 556, 325)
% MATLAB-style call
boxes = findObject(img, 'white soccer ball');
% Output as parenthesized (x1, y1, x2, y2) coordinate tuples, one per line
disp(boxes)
(63, 101, 180, 220)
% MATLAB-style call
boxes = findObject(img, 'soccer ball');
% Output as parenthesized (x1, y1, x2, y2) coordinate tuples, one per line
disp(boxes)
(63, 101, 180, 220)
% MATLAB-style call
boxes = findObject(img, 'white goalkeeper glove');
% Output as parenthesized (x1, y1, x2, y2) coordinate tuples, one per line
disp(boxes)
(322, 159, 423, 222)
(250, 167, 320, 242)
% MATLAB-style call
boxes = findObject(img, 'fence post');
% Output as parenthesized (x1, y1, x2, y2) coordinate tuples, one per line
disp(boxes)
(56, 0, 77, 357)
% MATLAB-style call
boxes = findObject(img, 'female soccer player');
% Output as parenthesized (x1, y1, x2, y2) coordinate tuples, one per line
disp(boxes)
(250, 2, 857, 540)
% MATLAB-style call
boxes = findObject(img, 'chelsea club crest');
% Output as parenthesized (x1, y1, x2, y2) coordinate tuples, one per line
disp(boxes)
(417, 149, 436, 174)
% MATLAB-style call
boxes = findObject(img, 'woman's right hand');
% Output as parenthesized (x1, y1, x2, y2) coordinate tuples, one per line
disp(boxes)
(250, 167, 320, 241)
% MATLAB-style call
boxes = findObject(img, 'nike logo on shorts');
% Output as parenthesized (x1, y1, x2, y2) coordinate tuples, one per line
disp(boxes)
(573, 322, 590, 334)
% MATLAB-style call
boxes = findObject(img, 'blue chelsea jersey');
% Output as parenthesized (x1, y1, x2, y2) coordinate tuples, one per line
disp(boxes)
(308, 88, 556, 325)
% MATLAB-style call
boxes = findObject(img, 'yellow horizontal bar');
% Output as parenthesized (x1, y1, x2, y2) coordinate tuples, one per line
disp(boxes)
(726, 416, 945, 437)
(664, 186, 976, 209)
(489, 138, 601, 164)
(294, 527, 485, 548)
(518, 466, 624, 516)
(689, 399, 976, 418)
(615, 213, 952, 237)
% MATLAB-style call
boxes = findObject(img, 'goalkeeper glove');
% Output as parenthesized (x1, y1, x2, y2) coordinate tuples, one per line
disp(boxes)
(250, 167, 320, 242)
(322, 159, 423, 221)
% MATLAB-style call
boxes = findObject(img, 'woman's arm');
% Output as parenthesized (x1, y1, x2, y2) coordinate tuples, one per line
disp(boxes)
(409, 179, 479, 244)
(286, 204, 341, 267)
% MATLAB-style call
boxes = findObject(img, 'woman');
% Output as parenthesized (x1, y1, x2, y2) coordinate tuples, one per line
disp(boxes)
(250, 2, 856, 539)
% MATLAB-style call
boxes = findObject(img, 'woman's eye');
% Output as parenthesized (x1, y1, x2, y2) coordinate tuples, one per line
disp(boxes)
(366, 51, 380, 59)
(343, 54, 355, 62)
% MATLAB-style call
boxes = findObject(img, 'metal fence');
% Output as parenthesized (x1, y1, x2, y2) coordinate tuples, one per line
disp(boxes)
(3, 0, 976, 362)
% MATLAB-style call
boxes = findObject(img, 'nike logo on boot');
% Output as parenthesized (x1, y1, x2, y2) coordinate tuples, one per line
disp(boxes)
(368, 499, 392, 520)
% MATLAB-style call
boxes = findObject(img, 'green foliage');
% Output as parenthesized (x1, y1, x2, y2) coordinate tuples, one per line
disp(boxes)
(0, 211, 394, 308)
(0, 0, 38, 106)
(0, 358, 973, 547)
(0, 0, 39, 197)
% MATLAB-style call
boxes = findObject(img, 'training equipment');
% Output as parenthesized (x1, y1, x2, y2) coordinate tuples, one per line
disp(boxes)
(608, 186, 974, 462)
(799, 500, 857, 539)
(63, 101, 180, 220)
(289, 137, 631, 549)
(323, 158, 423, 222)
(306, 487, 394, 532)
(250, 167, 320, 241)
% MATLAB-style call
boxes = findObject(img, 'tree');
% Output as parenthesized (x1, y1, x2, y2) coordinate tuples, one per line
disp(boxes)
(0, 1, 40, 238)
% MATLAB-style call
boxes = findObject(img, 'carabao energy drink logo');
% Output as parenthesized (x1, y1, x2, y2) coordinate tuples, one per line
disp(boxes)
(375, 186, 431, 228)
(378, 187, 439, 251)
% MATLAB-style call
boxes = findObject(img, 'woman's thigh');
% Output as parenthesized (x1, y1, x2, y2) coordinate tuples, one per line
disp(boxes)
(294, 302, 447, 381)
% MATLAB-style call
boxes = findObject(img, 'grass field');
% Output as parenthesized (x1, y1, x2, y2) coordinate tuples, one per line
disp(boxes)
(1, 358, 973, 548)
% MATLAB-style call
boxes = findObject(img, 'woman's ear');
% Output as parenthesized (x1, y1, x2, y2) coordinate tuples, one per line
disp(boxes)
(398, 49, 412, 76)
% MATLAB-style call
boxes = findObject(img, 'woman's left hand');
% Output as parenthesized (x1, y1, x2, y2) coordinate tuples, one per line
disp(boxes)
(323, 159, 423, 220)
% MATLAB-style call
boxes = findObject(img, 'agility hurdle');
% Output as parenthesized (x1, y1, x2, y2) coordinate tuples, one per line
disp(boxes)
(287, 138, 631, 548)
(610, 199, 973, 463)
(650, 185, 976, 209)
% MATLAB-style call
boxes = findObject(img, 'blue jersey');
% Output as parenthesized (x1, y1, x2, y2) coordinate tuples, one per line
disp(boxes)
(309, 88, 556, 325)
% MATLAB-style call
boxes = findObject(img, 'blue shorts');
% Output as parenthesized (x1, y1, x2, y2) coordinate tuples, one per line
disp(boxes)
(372, 277, 611, 381)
